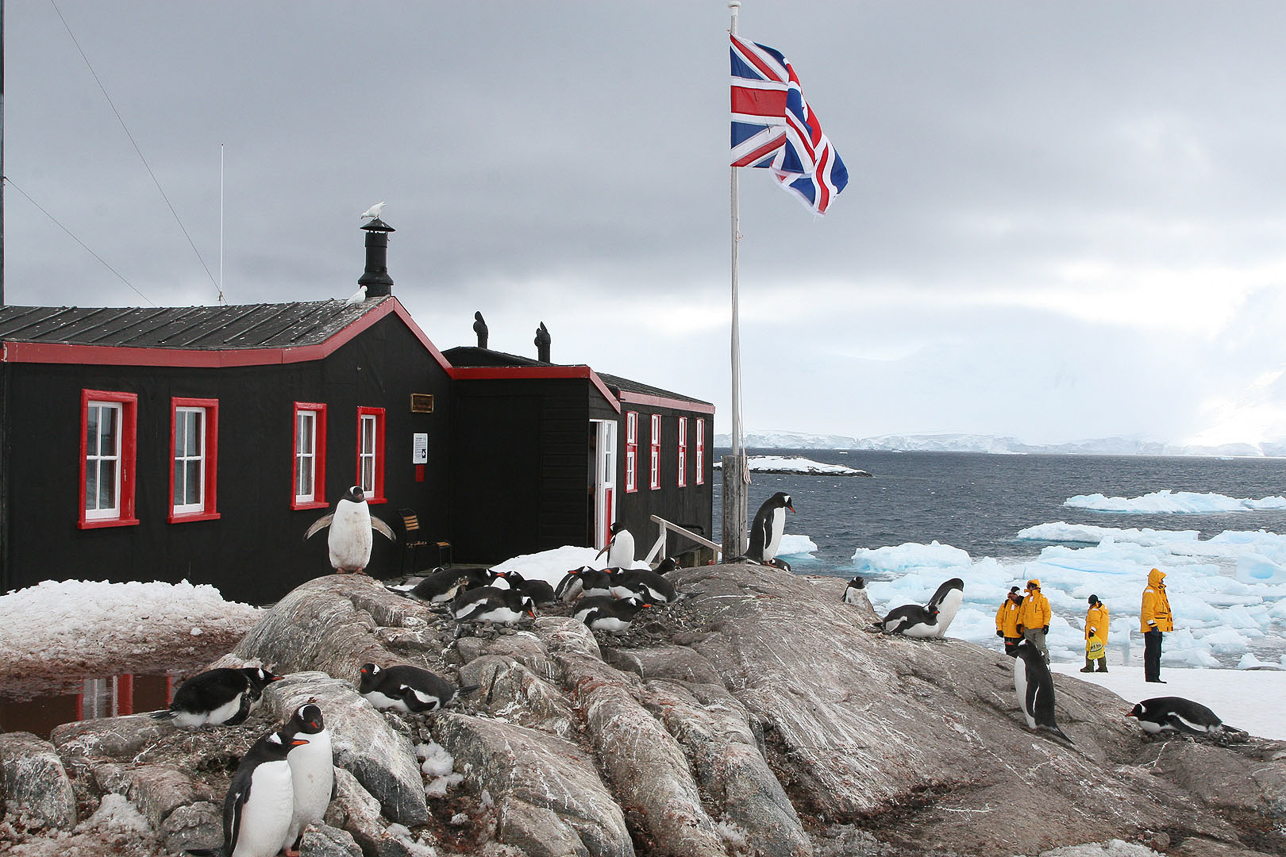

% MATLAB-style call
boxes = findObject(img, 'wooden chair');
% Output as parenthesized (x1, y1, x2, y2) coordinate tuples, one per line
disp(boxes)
(398, 508, 452, 573)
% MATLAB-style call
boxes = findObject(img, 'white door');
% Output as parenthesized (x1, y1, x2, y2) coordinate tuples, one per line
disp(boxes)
(592, 420, 618, 550)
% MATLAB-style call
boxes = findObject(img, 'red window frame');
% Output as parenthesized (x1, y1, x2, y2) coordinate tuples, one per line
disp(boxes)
(169, 397, 220, 523)
(649, 413, 661, 490)
(292, 402, 328, 510)
(677, 416, 688, 488)
(78, 389, 139, 529)
(624, 411, 638, 493)
(356, 406, 387, 504)
(695, 418, 706, 485)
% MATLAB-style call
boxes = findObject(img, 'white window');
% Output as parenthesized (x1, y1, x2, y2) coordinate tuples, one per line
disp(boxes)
(293, 402, 327, 508)
(677, 416, 688, 488)
(695, 418, 706, 484)
(85, 401, 123, 520)
(359, 415, 376, 492)
(625, 412, 638, 493)
(649, 414, 661, 490)
(173, 407, 206, 513)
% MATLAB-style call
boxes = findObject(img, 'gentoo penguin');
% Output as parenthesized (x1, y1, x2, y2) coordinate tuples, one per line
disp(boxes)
(1013, 640, 1072, 743)
(1126, 697, 1238, 738)
(876, 578, 965, 639)
(574, 595, 651, 633)
(451, 586, 536, 624)
(211, 727, 308, 857)
(555, 566, 615, 602)
(608, 568, 679, 604)
(154, 666, 282, 728)
(280, 704, 334, 857)
(842, 576, 866, 605)
(303, 486, 396, 574)
(499, 570, 556, 605)
(407, 566, 499, 604)
(654, 557, 678, 574)
(358, 663, 477, 713)
(595, 522, 636, 569)
(746, 492, 795, 568)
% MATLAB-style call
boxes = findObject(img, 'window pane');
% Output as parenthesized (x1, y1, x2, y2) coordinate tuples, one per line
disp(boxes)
(296, 413, 313, 455)
(184, 461, 202, 504)
(173, 460, 183, 505)
(86, 465, 99, 511)
(185, 411, 203, 456)
(87, 406, 100, 455)
(174, 415, 187, 458)
(297, 458, 312, 498)
(100, 407, 117, 452)
(100, 460, 117, 509)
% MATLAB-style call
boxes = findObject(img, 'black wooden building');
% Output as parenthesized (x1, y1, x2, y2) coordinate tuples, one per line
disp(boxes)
(0, 223, 714, 603)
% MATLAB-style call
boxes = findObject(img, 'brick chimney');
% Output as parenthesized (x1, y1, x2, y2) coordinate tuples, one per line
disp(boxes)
(358, 218, 395, 297)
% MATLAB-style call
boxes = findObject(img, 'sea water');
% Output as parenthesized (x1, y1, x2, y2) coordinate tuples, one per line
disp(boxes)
(714, 449, 1286, 668)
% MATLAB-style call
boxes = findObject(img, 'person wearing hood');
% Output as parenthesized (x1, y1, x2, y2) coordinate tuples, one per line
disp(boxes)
(1017, 578, 1052, 664)
(1140, 568, 1173, 683)
(995, 586, 1023, 657)
(1081, 595, 1109, 673)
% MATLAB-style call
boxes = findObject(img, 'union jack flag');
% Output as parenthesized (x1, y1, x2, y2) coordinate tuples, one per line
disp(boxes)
(730, 33, 849, 215)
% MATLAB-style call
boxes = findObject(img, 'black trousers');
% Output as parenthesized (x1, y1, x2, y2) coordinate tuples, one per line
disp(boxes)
(1144, 629, 1163, 680)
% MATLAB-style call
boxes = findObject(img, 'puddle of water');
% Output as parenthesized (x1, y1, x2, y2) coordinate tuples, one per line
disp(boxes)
(0, 673, 178, 740)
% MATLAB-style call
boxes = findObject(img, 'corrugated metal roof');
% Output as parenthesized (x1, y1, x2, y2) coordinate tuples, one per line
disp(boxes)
(0, 298, 390, 350)
(442, 346, 711, 406)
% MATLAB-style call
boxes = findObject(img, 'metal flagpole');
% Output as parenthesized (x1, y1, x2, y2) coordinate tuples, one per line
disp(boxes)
(722, 0, 750, 561)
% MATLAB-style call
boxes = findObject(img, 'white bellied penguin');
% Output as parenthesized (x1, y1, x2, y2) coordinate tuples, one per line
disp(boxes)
(595, 522, 636, 569)
(1013, 640, 1072, 744)
(450, 586, 536, 625)
(358, 663, 478, 713)
(1126, 696, 1241, 738)
(196, 727, 308, 857)
(153, 666, 282, 728)
(746, 492, 795, 568)
(280, 703, 334, 857)
(875, 578, 965, 639)
(573, 595, 651, 633)
(304, 486, 396, 574)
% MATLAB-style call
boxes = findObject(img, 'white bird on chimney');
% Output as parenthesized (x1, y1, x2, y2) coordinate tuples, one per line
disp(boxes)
(360, 201, 386, 220)
(346, 285, 367, 305)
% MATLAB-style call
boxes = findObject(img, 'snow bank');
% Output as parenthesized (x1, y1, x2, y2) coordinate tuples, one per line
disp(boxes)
(0, 579, 261, 667)
(715, 455, 870, 476)
(1065, 489, 1286, 514)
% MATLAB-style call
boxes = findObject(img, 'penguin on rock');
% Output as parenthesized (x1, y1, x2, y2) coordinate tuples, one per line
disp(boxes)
(876, 578, 965, 639)
(609, 568, 679, 604)
(1126, 696, 1241, 738)
(406, 566, 499, 604)
(595, 522, 636, 569)
(1013, 639, 1072, 743)
(358, 663, 478, 713)
(154, 666, 282, 728)
(842, 576, 866, 605)
(499, 570, 556, 605)
(280, 704, 334, 857)
(745, 492, 795, 569)
(450, 586, 536, 625)
(574, 595, 651, 633)
(304, 486, 396, 574)
(555, 566, 615, 602)
(198, 727, 308, 857)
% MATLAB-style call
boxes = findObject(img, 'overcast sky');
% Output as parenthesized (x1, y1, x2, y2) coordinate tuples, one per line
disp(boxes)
(7, 2, 1286, 446)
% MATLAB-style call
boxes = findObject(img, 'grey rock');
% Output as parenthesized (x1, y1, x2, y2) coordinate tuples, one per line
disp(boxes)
(159, 799, 222, 853)
(643, 679, 810, 857)
(498, 794, 591, 857)
(263, 671, 429, 827)
(50, 713, 175, 761)
(325, 766, 418, 857)
(604, 645, 724, 685)
(556, 652, 727, 857)
(460, 655, 577, 738)
(434, 711, 633, 857)
(119, 763, 215, 829)
(301, 823, 365, 857)
(532, 616, 601, 660)
(480, 630, 560, 681)
(0, 731, 78, 830)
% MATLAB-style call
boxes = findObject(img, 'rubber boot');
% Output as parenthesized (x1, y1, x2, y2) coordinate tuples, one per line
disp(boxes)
(1096, 659, 1108, 673)
(1080, 657, 1094, 673)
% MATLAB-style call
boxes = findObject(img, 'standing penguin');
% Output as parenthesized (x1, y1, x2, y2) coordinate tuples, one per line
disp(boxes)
(280, 704, 334, 857)
(1126, 696, 1239, 738)
(746, 492, 795, 567)
(595, 522, 636, 569)
(208, 728, 308, 857)
(304, 486, 396, 574)
(1013, 640, 1072, 743)
(842, 576, 866, 605)
(154, 666, 282, 728)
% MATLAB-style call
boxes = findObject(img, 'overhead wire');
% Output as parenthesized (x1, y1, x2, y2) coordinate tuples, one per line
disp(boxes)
(4, 177, 156, 307)
(48, 0, 222, 299)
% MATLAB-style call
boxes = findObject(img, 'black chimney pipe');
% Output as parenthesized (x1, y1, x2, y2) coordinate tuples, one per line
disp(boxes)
(358, 218, 395, 297)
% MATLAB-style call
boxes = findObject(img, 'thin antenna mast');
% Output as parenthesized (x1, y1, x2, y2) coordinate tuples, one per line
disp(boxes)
(218, 143, 225, 304)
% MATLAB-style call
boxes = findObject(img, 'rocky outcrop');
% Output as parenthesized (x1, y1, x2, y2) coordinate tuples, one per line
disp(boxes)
(0, 731, 78, 830)
(5, 566, 1285, 857)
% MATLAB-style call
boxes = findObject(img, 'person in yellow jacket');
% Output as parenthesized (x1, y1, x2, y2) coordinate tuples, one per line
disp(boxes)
(1081, 595, 1109, 673)
(1017, 578, 1051, 664)
(995, 586, 1023, 657)
(1140, 567, 1174, 683)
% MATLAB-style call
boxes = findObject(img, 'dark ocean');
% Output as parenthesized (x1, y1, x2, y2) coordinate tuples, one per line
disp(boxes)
(713, 449, 1286, 573)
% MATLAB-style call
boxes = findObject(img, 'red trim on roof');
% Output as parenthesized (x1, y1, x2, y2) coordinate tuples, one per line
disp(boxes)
(0, 299, 456, 372)
(618, 389, 716, 415)
(449, 365, 622, 413)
